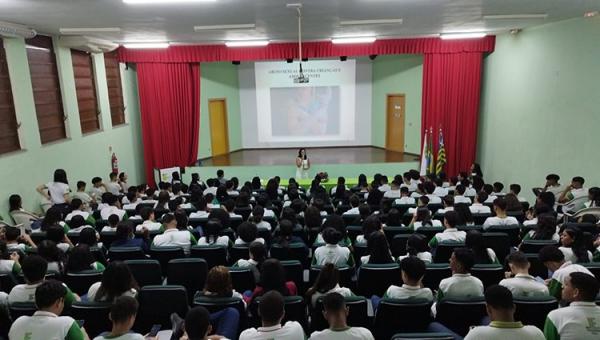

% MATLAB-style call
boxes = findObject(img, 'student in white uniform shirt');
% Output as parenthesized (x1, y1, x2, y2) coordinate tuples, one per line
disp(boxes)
(72, 181, 95, 207)
(394, 187, 416, 205)
(305, 263, 355, 308)
(105, 172, 122, 195)
(432, 178, 448, 197)
(453, 184, 472, 204)
(189, 197, 211, 219)
(234, 222, 265, 246)
(428, 211, 466, 249)
(544, 272, 600, 340)
(464, 285, 545, 340)
(558, 226, 593, 263)
(500, 251, 549, 297)
(558, 176, 586, 203)
(202, 178, 219, 197)
(251, 206, 272, 231)
(239, 290, 305, 340)
(383, 180, 402, 198)
(342, 195, 361, 215)
(309, 292, 374, 340)
(90, 176, 108, 202)
(152, 213, 197, 255)
(398, 234, 433, 264)
(94, 296, 150, 340)
(435, 196, 455, 215)
(462, 179, 477, 197)
(36, 169, 71, 209)
(136, 207, 162, 232)
(407, 195, 430, 215)
(376, 256, 433, 310)
(313, 228, 355, 268)
(378, 176, 391, 192)
(0, 243, 21, 274)
(509, 184, 528, 203)
(470, 191, 492, 214)
(437, 248, 484, 301)
(539, 245, 593, 299)
(197, 219, 230, 247)
(100, 194, 127, 221)
(482, 197, 519, 230)
(9, 280, 88, 340)
(423, 182, 442, 204)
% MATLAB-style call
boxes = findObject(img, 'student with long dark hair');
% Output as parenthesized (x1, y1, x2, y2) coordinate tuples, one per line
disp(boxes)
(295, 148, 310, 179)
(87, 261, 138, 302)
(305, 263, 354, 307)
(559, 226, 592, 263)
(36, 169, 71, 212)
(361, 231, 394, 265)
(245, 258, 297, 304)
(398, 233, 432, 263)
(465, 230, 498, 264)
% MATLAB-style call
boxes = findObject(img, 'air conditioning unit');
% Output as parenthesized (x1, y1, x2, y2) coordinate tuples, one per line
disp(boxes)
(58, 35, 118, 53)
(0, 21, 36, 39)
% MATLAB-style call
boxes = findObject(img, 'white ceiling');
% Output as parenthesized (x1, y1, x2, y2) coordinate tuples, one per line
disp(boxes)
(1, 0, 599, 44)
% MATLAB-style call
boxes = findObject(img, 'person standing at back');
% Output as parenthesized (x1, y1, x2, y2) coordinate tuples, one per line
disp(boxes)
(36, 169, 71, 214)
(309, 292, 374, 340)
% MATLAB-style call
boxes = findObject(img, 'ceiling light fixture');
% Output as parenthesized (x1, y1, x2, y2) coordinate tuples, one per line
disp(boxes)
(60, 27, 121, 35)
(483, 14, 548, 20)
(440, 32, 487, 40)
(124, 0, 216, 4)
(331, 36, 376, 44)
(225, 40, 269, 47)
(123, 42, 170, 48)
(194, 24, 255, 31)
(340, 18, 403, 26)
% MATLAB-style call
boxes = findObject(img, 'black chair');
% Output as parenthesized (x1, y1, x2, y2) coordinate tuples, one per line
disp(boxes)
(415, 227, 444, 243)
(134, 285, 189, 333)
(482, 232, 511, 263)
(149, 246, 185, 276)
(68, 302, 112, 338)
(433, 242, 464, 263)
(507, 211, 525, 223)
(524, 253, 549, 279)
(0, 273, 17, 293)
(124, 259, 163, 287)
(427, 203, 443, 215)
(423, 264, 451, 291)
(249, 296, 308, 330)
(233, 206, 252, 220)
(309, 265, 352, 289)
(64, 270, 104, 296)
(280, 260, 304, 293)
(167, 258, 208, 303)
(342, 214, 360, 227)
(357, 263, 402, 297)
(486, 225, 521, 246)
(311, 295, 369, 332)
(190, 245, 228, 269)
(520, 239, 559, 253)
(435, 297, 487, 336)
(229, 267, 256, 293)
(391, 234, 413, 258)
(346, 225, 363, 242)
(67, 232, 81, 245)
(392, 333, 454, 340)
(384, 226, 412, 241)
(270, 243, 310, 268)
(514, 296, 558, 329)
(99, 231, 117, 248)
(188, 217, 209, 229)
(352, 243, 368, 268)
(30, 232, 47, 245)
(9, 302, 37, 320)
(229, 245, 250, 264)
(107, 247, 146, 261)
(472, 213, 492, 225)
(89, 246, 108, 266)
(583, 263, 600, 281)
(564, 222, 599, 235)
(374, 298, 433, 340)
(471, 264, 504, 288)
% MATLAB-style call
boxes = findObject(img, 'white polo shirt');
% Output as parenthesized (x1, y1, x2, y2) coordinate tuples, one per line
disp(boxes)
(470, 203, 491, 214)
(197, 236, 230, 247)
(313, 244, 352, 267)
(433, 187, 449, 197)
(9, 311, 84, 340)
(395, 197, 416, 205)
(87, 282, 137, 302)
(309, 327, 374, 340)
(544, 302, 600, 340)
(106, 182, 121, 195)
(454, 195, 472, 204)
(309, 284, 354, 307)
(558, 247, 593, 263)
(100, 206, 126, 221)
(547, 261, 593, 298)
(383, 284, 433, 301)
(152, 228, 195, 254)
(239, 321, 305, 340)
(65, 210, 90, 222)
(189, 210, 210, 219)
(438, 273, 484, 300)
(425, 195, 442, 204)
(464, 187, 477, 197)
(342, 207, 360, 215)
(94, 332, 145, 340)
(136, 220, 162, 232)
(47, 182, 70, 205)
(465, 321, 545, 340)
(0, 259, 19, 274)
(499, 274, 550, 297)
(428, 228, 466, 247)
(483, 216, 519, 230)
(398, 252, 433, 264)
(383, 189, 401, 198)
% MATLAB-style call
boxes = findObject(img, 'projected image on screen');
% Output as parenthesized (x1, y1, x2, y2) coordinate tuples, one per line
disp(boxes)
(270, 86, 340, 137)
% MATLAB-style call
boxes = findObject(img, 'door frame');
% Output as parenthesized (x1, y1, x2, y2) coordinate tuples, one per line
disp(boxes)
(208, 98, 230, 157)
(385, 93, 406, 153)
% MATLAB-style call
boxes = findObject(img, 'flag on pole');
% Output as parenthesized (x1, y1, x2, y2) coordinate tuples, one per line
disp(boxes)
(419, 129, 429, 176)
(427, 127, 434, 175)
(436, 128, 446, 175)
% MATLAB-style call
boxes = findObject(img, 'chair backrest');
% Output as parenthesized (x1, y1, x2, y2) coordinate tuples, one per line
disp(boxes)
(486, 225, 521, 246)
(352, 242, 368, 267)
(134, 285, 189, 333)
(30, 232, 47, 245)
(423, 264, 451, 291)
(357, 263, 402, 297)
(565, 222, 599, 236)
(481, 232, 511, 265)
(249, 296, 308, 330)
(0, 273, 17, 293)
(270, 244, 310, 268)
(345, 225, 363, 242)
(229, 267, 256, 293)
(280, 260, 304, 293)
(391, 333, 454, 340)
(167, 258, 208, 303)
(64, 270, 104, 295)
(472, 213, 492, 225)
(311, 296, 368, 332)
(9, 302, 37, 320)
(507, 211, 525, 223)
(582, 263, 600, 281)
(67, 232, 81, 245)
(67, 302, 112, 338)
(99, 231, 117, 248)
(471, 264, 504, 288)
(391, 234, 412, 258)
(309, 265, 352, 288)
(514, 296, 558, 329)
(193, 295, 247, 332)
(435, 297, 487, 336)
(124, 259, 162, 287)
(149, 246, 185, 276)
(229, 245, 250, 263)
(520, 239, 559, 254)
(433, 242, 465, 263)
(374, 298, 433, 340)
(107, 246, 146, 261)
(89, 246, 107, 266)
(342, 214, 360, 227)
(384, 226, 412, 242)
(414, 227, 444, 243)
(190, 245, 228, 269)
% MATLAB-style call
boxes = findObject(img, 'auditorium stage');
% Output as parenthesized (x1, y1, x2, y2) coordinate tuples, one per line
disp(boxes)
(183, 147, 420, 185)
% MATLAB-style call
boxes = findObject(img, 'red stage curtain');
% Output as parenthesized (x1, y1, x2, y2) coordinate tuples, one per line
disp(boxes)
(119, 37, 495, 63)
(136, 63, 200, 186)
(422, 52, 483, 177)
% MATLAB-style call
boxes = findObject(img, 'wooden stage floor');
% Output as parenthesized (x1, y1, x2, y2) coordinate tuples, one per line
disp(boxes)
(198, 147, 420, 167)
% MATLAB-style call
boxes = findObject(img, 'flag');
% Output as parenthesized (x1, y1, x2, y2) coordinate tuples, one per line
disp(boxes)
(427, 128, 434, 175)
(436, 128, 446, 175)
(419, 129, 429, 176)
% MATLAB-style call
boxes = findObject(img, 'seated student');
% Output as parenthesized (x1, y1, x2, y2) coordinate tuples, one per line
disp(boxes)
(407, 195, 430, 215)
(492, 182, 505, 197)
(483, 197, 519, 230)
(174, 305, 238, 340)
(87, 261, 138, 302)
(197, 219, 230, 247)
(309, 292, 375, 340)
(428, 211, 467, 249)
(122, 191, 141, 210)
(235, 222, 265, 246)
(222, 199, 242, 219)
(9, 280, 88, 340)
(558, 226, 592, 263)
(355, 215, 383, 244)
(500, 251, 549, 297)
(436, 196, 455, 215)
(538, 245, 593, 299)
(9, 255, 79, 305)
(483, 184, 498, 203)
(544, 272, 600, 339)
(378, 176, 391, 192)
(9, 194, 43, 231)
(422, 182, 442, 204)
(38, 239, 67, 274)
(66, 215, 94, 235)
(504, 193, 523, 212)
(381, 256, 433, 303)
(136, 207, 162, 232)
(105, 172, 122, 195)
(244, 259, 298, 304)
(0, 240, 21, 274)
(234, 241, 267, 283)
(410, 183, 425, 199)
(101, 214, 121, 233)
(409, 207, 442, 231)
(46, 224, 73, 253)
(361, 232, 395, 265)
(383, 180, 402, 199)
(466, 230, 499, 264)
(240, 290, 305, 340)
(462, 178, 477, 197)
(521, 214, 560, 245)
(252, 206, 271, 231)
(272, 219, 308, 258)
(384, 208, 403, 227)
(94, 296, 150, 340)
(197, 266, 244, 302)
(558, 176, 587, 203)
(314, 215, 352, 247)
(100, 193, 127, 221)
(111, 222, 150, 252)
(470, 191, 492, 214)
(432, 178, 449, 197)
(313, 228, 354, 267)
(437, 248, 484, 300)
(189, 197, 210, 219)
(394, 186, 416, 205)
(152, 213, 196, 255)
(465, 285, 545, 340)
(398, 234, 432, 264)
(4, 226, 36, 253)
(453, 184, 472, 204)
(343, 195, 361, 215)
(305, 263, 355, 308)
(66, 244, 105, 272)
(509, 184, 527, 203)
(72, 180, 95, 207)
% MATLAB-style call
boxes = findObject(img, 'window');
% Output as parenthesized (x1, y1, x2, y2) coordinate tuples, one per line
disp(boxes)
(71, 49, 100, 133)
(0, 39, 21, 154)
(25, 35, 67, 144)
(104, 51, 125, 126)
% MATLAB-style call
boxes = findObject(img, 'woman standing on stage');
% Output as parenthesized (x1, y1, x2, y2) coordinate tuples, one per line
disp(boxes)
(296, 148, 310, 179)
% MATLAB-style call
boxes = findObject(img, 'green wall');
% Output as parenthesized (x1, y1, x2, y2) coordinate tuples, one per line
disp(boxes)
(198, 62, 242, 159)
(0, 37, 144, 219)
(478, 17, 600, 201)
(371, 55, 423, 154)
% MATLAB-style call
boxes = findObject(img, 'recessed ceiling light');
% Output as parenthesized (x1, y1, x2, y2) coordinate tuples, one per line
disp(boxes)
(123, 42, 170, 48)
(339, 18, 403, 26)
(194, 24, 256, 31)
(60, 27, 121, 35)
(584, 11, 599, 17)
(225, 40, 269, 47)
(440, 32, 487, 40)
(483, 14, 548, 20)
(331, 37, 377, 44)
(123, 0, 216, 4)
